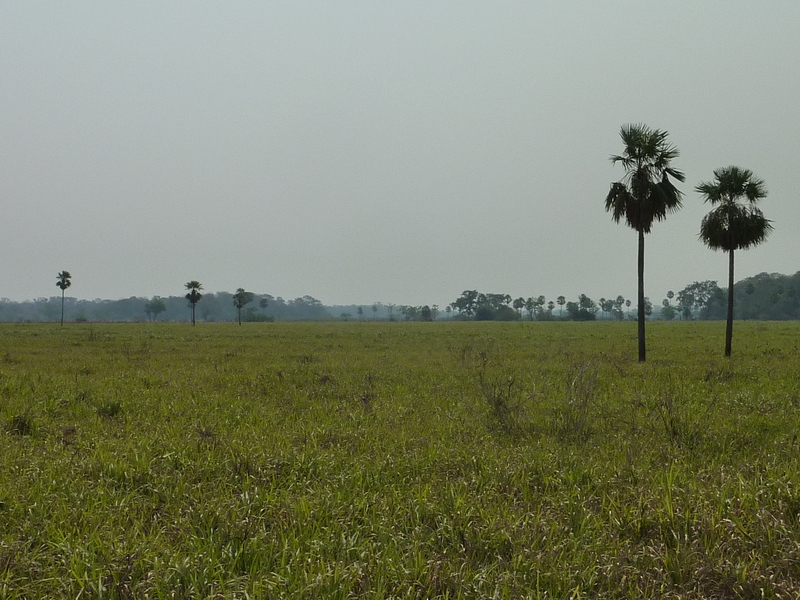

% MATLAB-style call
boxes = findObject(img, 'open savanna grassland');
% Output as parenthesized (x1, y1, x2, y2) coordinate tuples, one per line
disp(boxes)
(1, 321, 800, 599)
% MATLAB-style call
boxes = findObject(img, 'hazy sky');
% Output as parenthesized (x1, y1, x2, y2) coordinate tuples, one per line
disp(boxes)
(2, 2, 798, 306)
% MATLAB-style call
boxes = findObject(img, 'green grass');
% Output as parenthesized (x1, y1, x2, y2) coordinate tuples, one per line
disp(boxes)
(1, 321, 799, 598)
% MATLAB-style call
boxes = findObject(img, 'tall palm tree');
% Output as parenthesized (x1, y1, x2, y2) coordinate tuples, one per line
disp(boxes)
(605, 124, 685, 361)
(184, 281, 203, 325)
(697, 166, 772, 357)
(56, 271, 72, 326)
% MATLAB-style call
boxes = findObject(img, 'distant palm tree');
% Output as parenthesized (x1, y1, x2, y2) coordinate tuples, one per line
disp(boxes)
(605, 124, 685, 361)
(513, 297, 525, 318)
(184, 281, 203, 325)
(232, 288, 254, 325)
(56, 271, 72, 326)
(697, 166, 772, 357)
(557, 295, 566, 316)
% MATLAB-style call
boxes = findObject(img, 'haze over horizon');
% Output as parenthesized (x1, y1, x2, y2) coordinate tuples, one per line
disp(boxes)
(2, 3, 798, 307)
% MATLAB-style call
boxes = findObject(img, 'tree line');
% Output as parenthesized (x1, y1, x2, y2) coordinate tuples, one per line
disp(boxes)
(2, 271, 798, 325)
(447, 282, 728, 323)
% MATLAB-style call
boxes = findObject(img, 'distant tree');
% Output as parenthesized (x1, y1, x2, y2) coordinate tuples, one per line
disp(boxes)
(579, 294, 597, 314)
(445, 305, 452, 319)
(513, 297, 525, 318)
(643, 297, 653, 316)
(557, 295, 566, 316)
(697, 166, 772, 356)
(420, 305, 432, 321)
(667, 290, 675, 305)
(547, 300, 555, 314)
(471, 293, 514, 321)
(453, 290, 479, 317)
(677, 288, 694, 320)
(372, 304, 378, 319)
(661, 299, 676, 321)
(605, 123, 684, 361)
(56, 270, 72, 326)
(612, 296, 626, 321)
(678, 281, 724, 320)
(400, 305, 418, 321)
(431, 304, 439, 320)
(604, 298, 615, 317)
(144, 297, 167, 322)
(387, 303, 395, 320)
(184, 281, 203, 325)
(232, 288, 255, 325)
(357, 306, 364, 320)
(566, 299, 596, 321)
(524, 297, 535, 321)
(534, 295, 546, 320)
(340, 312, 352, 321)
(259, 297, 269, 314)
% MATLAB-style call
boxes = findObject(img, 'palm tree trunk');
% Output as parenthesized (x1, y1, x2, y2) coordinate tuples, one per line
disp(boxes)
(61, 289, 65, 326)
(638, 229, 646, 362)
(725, 249, 735, 357)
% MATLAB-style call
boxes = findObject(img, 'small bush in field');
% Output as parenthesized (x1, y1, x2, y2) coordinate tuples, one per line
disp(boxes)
(7, 413, 34, 436)
(96, 400, 122, 418)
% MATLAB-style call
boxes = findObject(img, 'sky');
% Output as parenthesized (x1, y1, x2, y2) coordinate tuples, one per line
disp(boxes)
(1, 2, 798, 307)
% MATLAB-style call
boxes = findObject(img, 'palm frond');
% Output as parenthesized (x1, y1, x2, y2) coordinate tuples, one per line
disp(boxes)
(604, 183, 631, 224)
(697, 166, 767, 206)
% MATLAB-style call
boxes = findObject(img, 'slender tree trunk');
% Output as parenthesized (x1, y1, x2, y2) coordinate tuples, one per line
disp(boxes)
(191, 304, 195, 326)
(638, 229, 646, 362)
(61, 289, 65, 326)
(238, 308, 242, 326)
(725, 249, 735, 357)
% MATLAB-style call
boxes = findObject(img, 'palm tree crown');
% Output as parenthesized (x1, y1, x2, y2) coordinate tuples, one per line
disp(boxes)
(605, 124, 686, 232)
(185, 280, 203, 298)
(698, 166, 771, 252)
(56, 271, 72, 291)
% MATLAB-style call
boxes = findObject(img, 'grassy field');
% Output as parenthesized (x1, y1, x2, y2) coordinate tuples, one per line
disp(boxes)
(1, 321, 799, 599)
